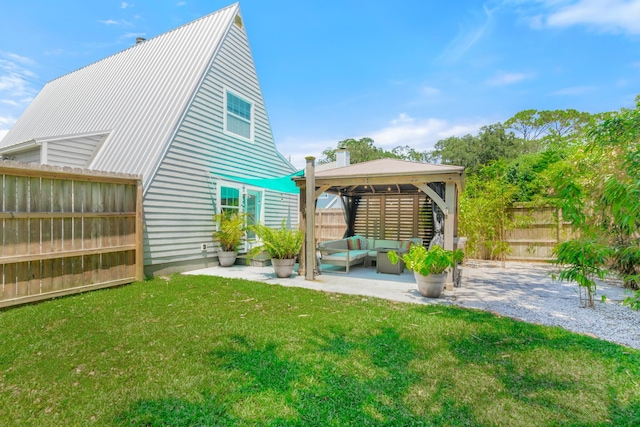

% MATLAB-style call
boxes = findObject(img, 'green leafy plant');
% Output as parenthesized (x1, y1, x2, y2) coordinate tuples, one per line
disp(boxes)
(212, 211, 248, 251)
(248, 219, 303, 260)
(459, 164, 518, 260)
(388, 245, 463, 276)
(552, 238, 613, 308)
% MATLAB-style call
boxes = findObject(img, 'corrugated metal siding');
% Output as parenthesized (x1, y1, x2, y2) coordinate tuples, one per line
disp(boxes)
(0, 4, 238, 188)
(4, 148, 41, 164)
(47, 133, 106, 167)
(142, 20, 298, 265)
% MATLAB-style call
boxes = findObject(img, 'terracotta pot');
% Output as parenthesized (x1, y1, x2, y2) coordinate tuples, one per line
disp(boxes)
(272, 258, 296, 278)
(217, 250, 237, 267)
(414, 272, 447, 298)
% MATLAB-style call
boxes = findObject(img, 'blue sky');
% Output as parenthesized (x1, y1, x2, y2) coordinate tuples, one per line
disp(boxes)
(1, 0, 639, 168)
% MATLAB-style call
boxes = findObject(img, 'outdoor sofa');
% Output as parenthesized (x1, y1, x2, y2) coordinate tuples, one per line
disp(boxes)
(317, 236, 422, 273)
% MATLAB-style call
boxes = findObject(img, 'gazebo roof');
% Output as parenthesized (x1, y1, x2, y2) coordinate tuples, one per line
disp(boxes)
(314, 158, 463, 179)
(294, 158, 465, 197)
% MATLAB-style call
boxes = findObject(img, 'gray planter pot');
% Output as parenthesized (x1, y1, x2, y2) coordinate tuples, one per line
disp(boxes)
(272, 258, 296, 278)
(217, 250, 237, 267)
(414, 272, 447, 298)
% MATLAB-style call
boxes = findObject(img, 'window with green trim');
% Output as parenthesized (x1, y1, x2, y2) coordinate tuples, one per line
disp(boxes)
(220, 186, 240, 214)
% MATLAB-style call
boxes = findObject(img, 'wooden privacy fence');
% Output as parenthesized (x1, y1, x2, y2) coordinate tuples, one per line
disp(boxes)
(315, 209, 347, 242)
(504, 205, 573, 261)
(315, 204, 573, 261)
(1, 161, 143, 308)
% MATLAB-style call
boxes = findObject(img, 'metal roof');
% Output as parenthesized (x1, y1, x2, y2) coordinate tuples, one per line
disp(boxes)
(0, 3, 239, 186)
(314, 158, 464, 178)
(294, 158, 465, 197)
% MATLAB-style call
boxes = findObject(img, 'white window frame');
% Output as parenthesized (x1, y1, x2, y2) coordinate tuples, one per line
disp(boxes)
(223, 88, 254, 142)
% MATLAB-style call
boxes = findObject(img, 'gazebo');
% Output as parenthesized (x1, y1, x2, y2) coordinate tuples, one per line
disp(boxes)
(293, 157, 465, 281)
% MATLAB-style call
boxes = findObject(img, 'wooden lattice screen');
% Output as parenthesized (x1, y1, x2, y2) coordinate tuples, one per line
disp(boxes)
(0, 161, 143, 308)
(353, 194, 433, 245)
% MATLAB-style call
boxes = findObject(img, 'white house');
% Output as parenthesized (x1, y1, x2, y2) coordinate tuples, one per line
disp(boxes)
(0, 3, 298, 276)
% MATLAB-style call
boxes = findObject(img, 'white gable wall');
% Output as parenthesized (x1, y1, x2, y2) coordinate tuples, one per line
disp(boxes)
(47, 133, 107, 168)
(3, 148, 41, 164)
(143, 19, 298, 272)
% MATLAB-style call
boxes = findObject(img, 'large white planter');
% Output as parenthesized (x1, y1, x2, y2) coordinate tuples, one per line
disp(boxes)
(272, 258, 296, 278)
(414, 272, 447, 298)
(217, 250, 237, 267)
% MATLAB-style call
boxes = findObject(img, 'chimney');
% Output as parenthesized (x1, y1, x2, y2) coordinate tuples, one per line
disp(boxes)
(336, 148, 350, 167)
(136, 37, 146, 45)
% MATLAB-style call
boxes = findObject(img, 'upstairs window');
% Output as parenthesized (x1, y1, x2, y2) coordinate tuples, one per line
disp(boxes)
(225, 91, 252, 140)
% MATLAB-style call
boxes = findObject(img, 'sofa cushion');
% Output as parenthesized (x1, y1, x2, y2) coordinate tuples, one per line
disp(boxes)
(322, 249, 368, 262)
(319, 239, 348, 250)
(400, 240, 412, 250)
(375, 239, 402, 249)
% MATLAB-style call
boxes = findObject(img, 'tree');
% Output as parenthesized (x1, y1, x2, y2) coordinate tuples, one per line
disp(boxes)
(504, 108, 593, 151)
(318, 137, 430, 165)
(428, 134, 480, 170)
(430, 123, 523, 173)
(318, 137, 394, 164)
(550, 96, 640, 293)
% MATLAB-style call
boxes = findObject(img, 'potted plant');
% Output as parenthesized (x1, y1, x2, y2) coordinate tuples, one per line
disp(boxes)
(212, 211, 248, 267)
(388, 245, 463, 298)
(248, 219, 303, 278)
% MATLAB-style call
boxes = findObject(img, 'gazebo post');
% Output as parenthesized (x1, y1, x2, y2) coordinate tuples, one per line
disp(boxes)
(304, 156, 316, 280)
(298, 184, 306, 277)
(444, 181, 457, 286)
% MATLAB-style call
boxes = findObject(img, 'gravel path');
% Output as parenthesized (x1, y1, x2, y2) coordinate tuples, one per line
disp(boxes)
(454, 260, 640, 349)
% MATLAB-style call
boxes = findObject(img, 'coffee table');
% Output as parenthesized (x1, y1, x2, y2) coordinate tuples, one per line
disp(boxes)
(376, 248, 406, 275)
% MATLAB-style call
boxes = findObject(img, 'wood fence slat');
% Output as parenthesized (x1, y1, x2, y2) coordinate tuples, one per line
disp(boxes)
(52, 259, 64, 292)
(16, 262, 30, 298)
(29, 177, 41, 256)
(3, 263, 17, 299)
(29, 261, 41, 296)
(1, 162, 141, 307)
(41, 259, 53, 294)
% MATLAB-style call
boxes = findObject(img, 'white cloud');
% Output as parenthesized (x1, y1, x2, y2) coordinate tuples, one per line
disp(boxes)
(277, 136, 339, 169)
(530, 0, 640, 34)
(486, 71, 531, 86)
(278, 114, 492, 169)
(391, 113, 414, 125)
(121, 2, 133, 8)
(177, 1, 187, 6)
(368, 114, 489, 151)
(439, 5, 496, 63)
(421, 86, 440, 96)
(549, 85, 597, 96)
(99, 19, 132, 27)
(3, 52, 35, 65)
(0, 75, 29, 96)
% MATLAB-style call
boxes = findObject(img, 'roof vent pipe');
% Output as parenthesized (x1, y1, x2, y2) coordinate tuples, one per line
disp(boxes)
(336, 148, 350, 167)
(135, 37, 146, 45)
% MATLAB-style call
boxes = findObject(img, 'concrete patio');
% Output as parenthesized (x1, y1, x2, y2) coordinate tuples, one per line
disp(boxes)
(184, 260, 630, 306)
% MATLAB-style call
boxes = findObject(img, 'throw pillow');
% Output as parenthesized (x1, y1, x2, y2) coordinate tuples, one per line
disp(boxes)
(347, 237, 356, 250)
(355, 235, 367, 250)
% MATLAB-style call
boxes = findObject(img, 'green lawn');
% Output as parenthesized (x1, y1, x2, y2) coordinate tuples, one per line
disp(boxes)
(1, 274, 639, 426)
